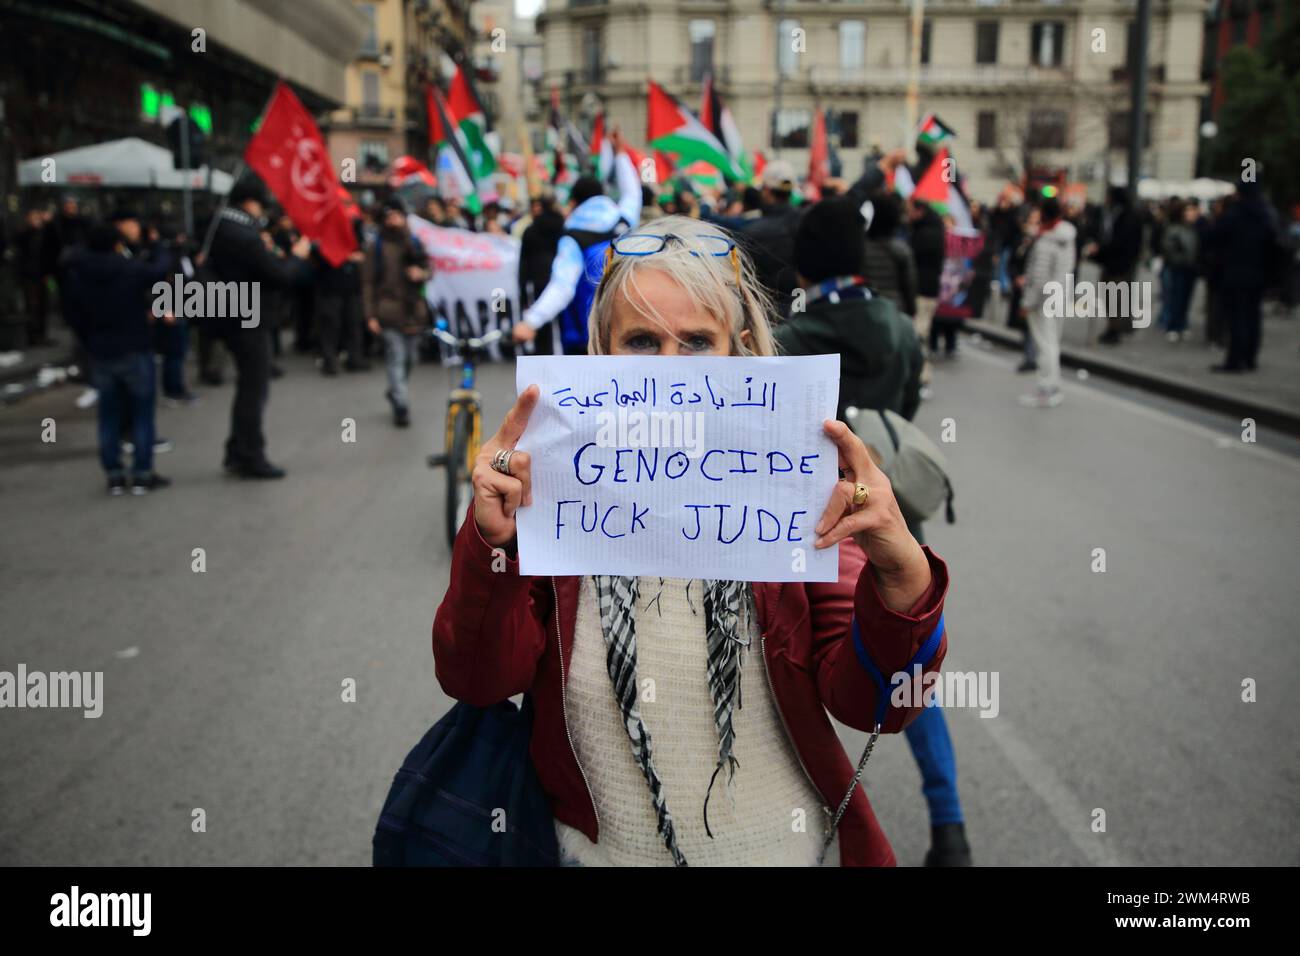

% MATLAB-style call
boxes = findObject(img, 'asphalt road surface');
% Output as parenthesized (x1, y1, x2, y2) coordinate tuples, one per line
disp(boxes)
(1, 339, 1297, 866)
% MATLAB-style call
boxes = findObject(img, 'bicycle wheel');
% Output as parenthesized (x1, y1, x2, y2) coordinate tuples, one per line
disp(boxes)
(445, 403, 476, 548)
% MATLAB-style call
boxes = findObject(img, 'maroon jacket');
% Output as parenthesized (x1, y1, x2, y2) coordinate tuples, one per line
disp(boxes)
(432, 512, 950, 866)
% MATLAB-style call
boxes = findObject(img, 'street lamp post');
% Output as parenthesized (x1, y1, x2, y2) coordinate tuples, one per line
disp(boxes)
(1127, 0, 1153, 198)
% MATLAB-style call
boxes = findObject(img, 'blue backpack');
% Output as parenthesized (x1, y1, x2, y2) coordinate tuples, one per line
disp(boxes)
(558, 233, 615, 353)
(372, 698, 558, 867)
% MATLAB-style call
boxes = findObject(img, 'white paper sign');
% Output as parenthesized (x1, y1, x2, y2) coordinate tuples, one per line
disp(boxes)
(514, 354, 841, 582)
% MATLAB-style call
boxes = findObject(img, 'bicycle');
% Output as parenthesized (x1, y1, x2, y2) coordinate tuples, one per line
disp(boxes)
(426, 320, 505, 548)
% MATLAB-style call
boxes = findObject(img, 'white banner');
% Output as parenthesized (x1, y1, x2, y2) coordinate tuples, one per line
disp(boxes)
(514, 354, 842, 583)
(407, 216, 520, 359)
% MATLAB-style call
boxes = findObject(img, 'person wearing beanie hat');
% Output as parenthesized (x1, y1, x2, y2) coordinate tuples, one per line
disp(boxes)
(776, 197, 923, 423)
(792, 198, 867, 285)
(775, 198, 972, 867)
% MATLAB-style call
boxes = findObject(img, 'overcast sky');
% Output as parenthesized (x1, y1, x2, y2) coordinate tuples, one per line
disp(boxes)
(516, 0, 542, 18)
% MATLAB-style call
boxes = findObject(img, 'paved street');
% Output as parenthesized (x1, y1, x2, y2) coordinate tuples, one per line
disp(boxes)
(1, 341, 1298, 866)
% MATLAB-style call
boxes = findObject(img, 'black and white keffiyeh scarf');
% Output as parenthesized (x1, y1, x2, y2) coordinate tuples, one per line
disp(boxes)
(591, 575, 752, 867)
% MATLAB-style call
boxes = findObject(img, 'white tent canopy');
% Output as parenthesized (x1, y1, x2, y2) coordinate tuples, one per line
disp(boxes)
(1108, 173, 1237, 203)
(17, 137, 232, 194)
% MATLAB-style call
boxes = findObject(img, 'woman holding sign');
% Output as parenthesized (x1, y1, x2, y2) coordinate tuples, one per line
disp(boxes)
(432, 217, 950, 867)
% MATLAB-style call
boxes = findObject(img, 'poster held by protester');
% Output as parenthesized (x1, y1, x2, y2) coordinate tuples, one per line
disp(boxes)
(514, 354, 842, 582)
(408, 215, 519, 362)
(936, 227, 987, 320)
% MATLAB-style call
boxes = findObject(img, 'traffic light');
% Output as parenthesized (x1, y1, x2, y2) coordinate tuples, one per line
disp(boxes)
(166, 114, 207, 170)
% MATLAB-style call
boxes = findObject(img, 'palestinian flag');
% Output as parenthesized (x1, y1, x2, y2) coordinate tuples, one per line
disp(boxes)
(912, 148, 951, 208)
(647, 80, 744, 181)
(681, 160, 723, 190)
(917, 113, 956, 148)
(590, 111, 614, 183)
(427, 83, 481, 214)
(910, 148, 974, 228)
(447, 65, 497, 187)
(699, 73, 748, 181)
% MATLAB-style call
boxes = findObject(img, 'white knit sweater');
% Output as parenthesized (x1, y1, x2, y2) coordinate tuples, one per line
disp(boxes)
(555, 576, 840, 867)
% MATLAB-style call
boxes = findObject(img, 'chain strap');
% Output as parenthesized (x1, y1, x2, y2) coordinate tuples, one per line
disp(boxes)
(817, 723, 882, 866)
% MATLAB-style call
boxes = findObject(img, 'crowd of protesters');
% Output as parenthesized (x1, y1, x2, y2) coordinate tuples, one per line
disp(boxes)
(5, 147, 1297, 505)
(6, 132, 1296, 868)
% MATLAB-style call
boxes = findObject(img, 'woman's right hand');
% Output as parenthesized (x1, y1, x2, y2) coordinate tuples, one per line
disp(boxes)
(472, 385, 539, 548)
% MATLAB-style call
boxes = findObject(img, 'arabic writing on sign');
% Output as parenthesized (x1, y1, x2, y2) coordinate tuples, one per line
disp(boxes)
(552, 374, 778, 413)
(515, 354, 841, 583)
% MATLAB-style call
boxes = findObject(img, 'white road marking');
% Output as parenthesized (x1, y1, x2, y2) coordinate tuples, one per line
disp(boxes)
(980, 716, 1126, 866)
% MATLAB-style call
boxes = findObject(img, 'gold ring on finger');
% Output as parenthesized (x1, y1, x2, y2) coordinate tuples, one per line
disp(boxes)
(852, 482, 869, 506)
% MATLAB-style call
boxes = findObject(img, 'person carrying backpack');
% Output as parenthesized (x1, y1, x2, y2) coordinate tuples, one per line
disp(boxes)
(773, 198, 971, 866)
(510, 128, 641, 355)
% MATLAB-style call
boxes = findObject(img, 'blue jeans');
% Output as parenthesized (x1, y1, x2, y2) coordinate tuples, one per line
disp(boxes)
(1159, 267, 1195, 333)
(904, 700, 964, 827)
(160, 318, 190, 397)
(93, 352, 156, 477)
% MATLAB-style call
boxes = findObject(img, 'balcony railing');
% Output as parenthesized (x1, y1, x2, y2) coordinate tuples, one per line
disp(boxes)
(808, 64, 1071, 87)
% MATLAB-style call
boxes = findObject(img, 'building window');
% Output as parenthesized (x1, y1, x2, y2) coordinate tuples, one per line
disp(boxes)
(358, 3, 378, 57)
(1108, 111, 1153, 150)
(361, 72, 380, 115)
(777, 19, 801, 76)
(977, 111, 997, 148)
(919, 19, 933, 66)
(836, 110, 860, 149)
(360, 139, 389, 173)
(1027, 109, 1068, 149)
(1031, 21, 1065, 68)
(689, 19, 715, 82)
(840, 21, 865, 72)
(582, 25, 603, 83)
(771, 108, 811, 149)
(976, 21, 999, 65)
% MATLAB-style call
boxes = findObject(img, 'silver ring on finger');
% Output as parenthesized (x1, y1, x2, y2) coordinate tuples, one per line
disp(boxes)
(491, 448, 515, 477)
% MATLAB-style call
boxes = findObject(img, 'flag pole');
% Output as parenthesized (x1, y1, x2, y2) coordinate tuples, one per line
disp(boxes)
(904, 0, 925, 152)
(198, 81, 280, 261)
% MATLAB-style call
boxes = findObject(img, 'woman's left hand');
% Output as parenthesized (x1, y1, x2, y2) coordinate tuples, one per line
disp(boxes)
(814, 419, 932, 612)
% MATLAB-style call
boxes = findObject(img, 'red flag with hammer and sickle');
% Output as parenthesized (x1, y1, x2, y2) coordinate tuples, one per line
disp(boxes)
(245, 82, 357, 266)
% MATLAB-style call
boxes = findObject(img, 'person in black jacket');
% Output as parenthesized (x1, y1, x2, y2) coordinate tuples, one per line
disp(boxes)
(516, 193, 566, 356)
(739, 161, 803, 315)
(204, 178, 312, 479)
(314, 218, 368, 376)
(1086, 186, 1144, 345)
(907, 199, 945, 385)
(63, 223, 174, 494)
(15, 208, 50, 346)
(862, 190, 918, 317)
(1207, 180, 1283, 372)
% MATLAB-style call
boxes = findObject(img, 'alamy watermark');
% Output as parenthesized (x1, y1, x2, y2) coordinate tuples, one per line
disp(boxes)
(890, 665, 999, 718)
(152, 274, 261, 328)
(594, 407, 706, 458)
(50, 886, 150, 936)
(1042, 274, 1152, 328)
(0, 664, 102, 718)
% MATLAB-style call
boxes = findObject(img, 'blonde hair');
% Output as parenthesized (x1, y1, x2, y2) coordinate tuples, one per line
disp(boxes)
(587, 215, 777, 357)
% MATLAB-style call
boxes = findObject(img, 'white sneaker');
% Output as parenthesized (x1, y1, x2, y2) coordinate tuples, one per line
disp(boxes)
(1165, 330, 1181, 343)
(75, 388, 98, 409)
(1018, 387, 1063, 408)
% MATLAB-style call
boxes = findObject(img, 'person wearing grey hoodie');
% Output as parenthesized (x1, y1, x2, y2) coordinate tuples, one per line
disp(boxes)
(1018, 197, 1077, 407)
